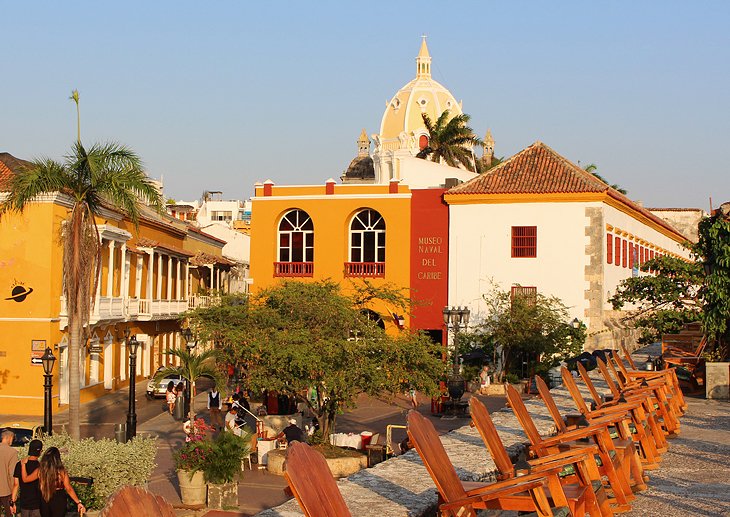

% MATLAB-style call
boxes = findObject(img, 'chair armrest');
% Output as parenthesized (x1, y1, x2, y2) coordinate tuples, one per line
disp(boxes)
(441, 477, 546, 512)
(528, 446, 599, 467)
(539, 423, 609, 447)
(588, 404, 639, 418)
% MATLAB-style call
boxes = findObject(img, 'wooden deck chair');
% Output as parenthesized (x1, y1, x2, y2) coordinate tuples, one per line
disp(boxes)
(534, 376, 651, 488)
(595, 358, 680, 435)
(406, 410, 572, 517)
(284, 441, 352, 517)
(469, 397, 611, 517)
(609, 351, 684, 418)
(100, 486, 176, 517)
(504, 385, 635, 513)
(575, 363, 668, 453)
(661, 336, 707, 390)
(561, 366, 665, 463)
(614, 347, 687, 412)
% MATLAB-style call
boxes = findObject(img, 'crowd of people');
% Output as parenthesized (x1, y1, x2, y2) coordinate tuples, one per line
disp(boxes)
(0, 429, 85, 517)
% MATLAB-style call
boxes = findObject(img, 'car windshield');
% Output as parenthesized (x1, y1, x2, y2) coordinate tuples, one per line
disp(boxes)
(11, 429, 34, 447)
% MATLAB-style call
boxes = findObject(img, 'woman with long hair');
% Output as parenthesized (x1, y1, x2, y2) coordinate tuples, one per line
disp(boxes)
(166, 380, 176, 415)
(22, 446, 85, 516)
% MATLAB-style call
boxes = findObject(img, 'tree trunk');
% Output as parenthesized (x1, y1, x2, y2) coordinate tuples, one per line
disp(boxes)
(68, 309, 81, 439)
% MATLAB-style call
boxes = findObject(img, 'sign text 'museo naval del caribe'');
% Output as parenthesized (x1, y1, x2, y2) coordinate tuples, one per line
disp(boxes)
(416, 236, 444, 280)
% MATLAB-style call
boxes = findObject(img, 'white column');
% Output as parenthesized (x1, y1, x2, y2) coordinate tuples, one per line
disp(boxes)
(146, 251, 154, 301)
(135, 256, 143, 299)
(166, 255, 173, 300)
(176, 259, 181, 300)
(208, 265, 214, 291)
(106, 240, 116, 297)
(156, 253, 163, 300)
(185, 262, 190, 300)
(217, 268, 222, 292)
(121, 243, 128, 299)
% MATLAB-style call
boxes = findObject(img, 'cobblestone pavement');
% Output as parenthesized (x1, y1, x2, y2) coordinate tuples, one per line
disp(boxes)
(625, 396, 730, 516)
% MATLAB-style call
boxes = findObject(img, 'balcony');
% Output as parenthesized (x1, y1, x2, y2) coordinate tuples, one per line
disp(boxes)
(344, 262, 385, 278)
(188, 295, 219, 310)
(59, 295, 189, 328)
(274, 262, 314, 277)
(149, 299, 189, 317)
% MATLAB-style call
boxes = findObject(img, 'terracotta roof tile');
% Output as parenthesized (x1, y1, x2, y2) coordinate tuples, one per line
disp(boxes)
(135, 237, 194, 257)
(448, 141, 609, 195)
(0, 152, 32, 191)
(447, 141, 687, 240)
(190, 251, 235, 267)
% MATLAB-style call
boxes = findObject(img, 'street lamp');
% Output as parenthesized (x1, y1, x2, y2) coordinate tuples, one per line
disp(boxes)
(571, 318, 581, 330)
(125, 331, 140, 441)
(443, 306, 471, 406)
(181, 328, 197, 417)
(41, 347, 56, 436)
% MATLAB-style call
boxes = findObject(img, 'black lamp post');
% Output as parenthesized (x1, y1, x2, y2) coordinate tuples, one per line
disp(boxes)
(126, 331, 140, 441)
(41, 347, 56, 436)
(443, 306, 470, 401)
(181, 328, 197, 418)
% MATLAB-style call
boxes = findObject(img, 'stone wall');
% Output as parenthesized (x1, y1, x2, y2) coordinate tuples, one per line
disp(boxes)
(256, 377, 611, 517)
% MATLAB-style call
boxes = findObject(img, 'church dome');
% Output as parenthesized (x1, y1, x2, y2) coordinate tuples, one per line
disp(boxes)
(343, 155, 375, 180)
(377, 38, 463, 149)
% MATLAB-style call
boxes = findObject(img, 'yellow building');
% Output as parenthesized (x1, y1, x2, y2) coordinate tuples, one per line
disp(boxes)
(0, 153, 233, 415)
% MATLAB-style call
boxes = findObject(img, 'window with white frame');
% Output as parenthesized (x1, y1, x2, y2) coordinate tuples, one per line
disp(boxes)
(278, 209, 314, 263)
(350, 209, 386, 263)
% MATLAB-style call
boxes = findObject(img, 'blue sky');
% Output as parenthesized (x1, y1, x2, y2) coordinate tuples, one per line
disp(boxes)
(2, 1, 728, 208)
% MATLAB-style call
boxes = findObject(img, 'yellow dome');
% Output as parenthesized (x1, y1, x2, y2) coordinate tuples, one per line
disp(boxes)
(378, 38, 462, 148)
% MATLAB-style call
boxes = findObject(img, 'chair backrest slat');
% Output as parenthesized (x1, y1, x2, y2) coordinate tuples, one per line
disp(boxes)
(561, 367, 591, 415)
(619, 341, 638, 369)
(577, 363, 606, 404)
(505, 385, 547, 455)
(407, 411, 470, 506)
(469, 397, 514, 477)
(535, 376, 567, 433)
(596, 358, 621, 397)
(285, 441, 352, 517)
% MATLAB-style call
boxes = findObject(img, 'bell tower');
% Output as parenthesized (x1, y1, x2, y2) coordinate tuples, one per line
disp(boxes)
(357, 128, 370, 157)
(416, 35, 431, 79)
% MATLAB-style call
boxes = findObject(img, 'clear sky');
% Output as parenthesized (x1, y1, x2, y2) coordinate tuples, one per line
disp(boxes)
(2, 1, 728, 209)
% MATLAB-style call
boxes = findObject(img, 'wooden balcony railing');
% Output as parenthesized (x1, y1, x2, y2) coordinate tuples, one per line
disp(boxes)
(344, 262, 385, 278)
(274, 262, 314, 277)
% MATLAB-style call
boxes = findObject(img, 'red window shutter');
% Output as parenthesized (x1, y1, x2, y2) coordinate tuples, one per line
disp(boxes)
(511, 226, 537, 258)
(614, 236, 621, 266)
(607, 233, 613, 264)
(622, 239, 627, 268)
(629, 243, 635, 269)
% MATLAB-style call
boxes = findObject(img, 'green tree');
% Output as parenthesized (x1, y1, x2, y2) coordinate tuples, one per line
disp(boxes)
(583, 163, 628, 195)
(416, 110, 482, 172)
(477, 286, 584, 381)
(189, 281, 444, 437)
(695, 211, 730, 359)
(0, 140, 163, 439)
(610, 254, 702, 344)
(154, 346, 224, 420)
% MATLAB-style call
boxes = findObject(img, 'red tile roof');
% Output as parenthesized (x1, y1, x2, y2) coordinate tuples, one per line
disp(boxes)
(0, 152, 32, 191)
(447, 141, 687, 241)
(135, 237, 195, 257)
(448, 141, 608, 195)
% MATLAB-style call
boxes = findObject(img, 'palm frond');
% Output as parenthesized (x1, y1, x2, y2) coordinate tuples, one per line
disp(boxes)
(0, 159, 70, 215)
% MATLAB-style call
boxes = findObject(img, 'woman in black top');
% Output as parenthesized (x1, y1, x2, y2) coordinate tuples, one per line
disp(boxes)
(22, 447, 85, 517)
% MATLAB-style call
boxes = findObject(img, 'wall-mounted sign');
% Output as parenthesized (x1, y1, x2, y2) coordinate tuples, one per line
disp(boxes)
(5, 281, 33, 303)
(31, 340, 46, 366)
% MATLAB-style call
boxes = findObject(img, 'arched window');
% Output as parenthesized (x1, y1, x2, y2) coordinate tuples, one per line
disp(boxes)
(275, 209, 314, 277)
(346, 209, 385, 277)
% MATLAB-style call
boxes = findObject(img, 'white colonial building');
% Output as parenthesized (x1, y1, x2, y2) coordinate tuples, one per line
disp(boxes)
(444, 141, 693, 349)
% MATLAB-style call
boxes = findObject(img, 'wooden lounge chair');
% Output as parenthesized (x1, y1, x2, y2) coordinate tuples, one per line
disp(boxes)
(101, 486, 176, 517)
(575, 363, 668, 453)
(469, 397, 611, 516)
(406, 410, 573, 517)
(284, 441, 352, 517)
(614, 346, 687, 412)
(534, 375, 655, 484)
(661, 335, 708, 390)
(504, 385, 635, 513)
(595, 358, 680, 435)
(561, 366, 665, 465)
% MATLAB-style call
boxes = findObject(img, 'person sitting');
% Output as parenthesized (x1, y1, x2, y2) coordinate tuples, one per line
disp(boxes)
(225, 405, 243, 437)
(277, 419, 306, 445)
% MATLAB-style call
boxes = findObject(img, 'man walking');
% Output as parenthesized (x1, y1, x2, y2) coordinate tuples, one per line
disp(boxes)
(12, 439, 42, 516)
(0, 429, 19, 517)
(207, 387, 223, 431)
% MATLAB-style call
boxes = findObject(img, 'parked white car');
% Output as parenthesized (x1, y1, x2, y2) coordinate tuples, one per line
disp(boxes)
(146, 366, 186, 398)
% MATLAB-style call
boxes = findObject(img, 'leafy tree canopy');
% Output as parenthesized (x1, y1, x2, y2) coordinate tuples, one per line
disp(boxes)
(188, 280, 444, 436)
(416, 110, 482, 172)
(476, 285, 584, 381)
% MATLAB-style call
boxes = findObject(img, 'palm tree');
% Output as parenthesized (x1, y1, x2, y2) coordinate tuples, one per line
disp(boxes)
(0, 141, 163, 439)
(584, 163, 628, 195)
(154, 347, 224, 420)
(416, 110, 482, 172)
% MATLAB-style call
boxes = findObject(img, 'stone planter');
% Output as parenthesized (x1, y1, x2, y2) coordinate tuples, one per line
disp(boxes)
(706, 362, 730, 400)
(267, 448, 367, 478)
(207, 481, 238, 509)
(177, 469, 206, 506)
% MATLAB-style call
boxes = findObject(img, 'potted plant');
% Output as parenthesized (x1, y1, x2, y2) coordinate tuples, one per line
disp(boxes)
(204, 430, 251, 509)
(173, 419, 213, 506)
